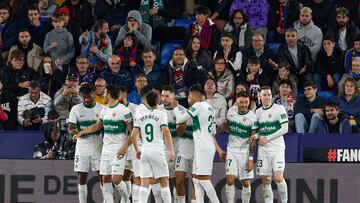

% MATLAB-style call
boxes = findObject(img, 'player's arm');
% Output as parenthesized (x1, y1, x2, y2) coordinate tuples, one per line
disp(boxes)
(73, 119, 103, 140)
(259, 109, 288, 145)
(117, 122, 133, 158)
(173, 106, 192, 124)
(246, 132, 257, 171)
(176, 123, 186, 137)
(67, 123, 78, 136)
(162, 125, 175, 162)
(131, 127, 141, 152)
(213, 136, 226, 161)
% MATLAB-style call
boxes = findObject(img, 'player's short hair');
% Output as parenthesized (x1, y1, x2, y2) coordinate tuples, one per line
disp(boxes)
(162, 85, 175, 94)
(151, 84, 161, 93)
(324, 102, 339, 110)
(260, 86, 272, 93)
(236, 91, 250, 99)
(188, 84, 204, 96)
(106, 85, 121, 99)
(146, 91, 159, 107)
(279, 79, 293, 89)
(303, 80, 317, 89)
(79, 83, 95, 94)
(118, 86, 127, 94)
(140, 85, 153, 98)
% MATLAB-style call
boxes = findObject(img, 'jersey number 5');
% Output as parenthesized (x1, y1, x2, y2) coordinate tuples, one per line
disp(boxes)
(145, 124, 154, 142)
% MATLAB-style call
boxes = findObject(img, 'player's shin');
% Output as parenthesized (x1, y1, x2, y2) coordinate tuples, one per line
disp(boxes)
(103, 182, 114, 203)
(198, 179, 220, 203)
(78, 184, 88, 203)
(161, 187, 172, 203)
(276, 179, 288, 203)
(139, 186, 150, 202)
(114, 181, 129, 202)
(241, 186, 251, 203)
(262, 184, 273, 203)
(192, 178, 204, 203)
(225, 184, 235, 203)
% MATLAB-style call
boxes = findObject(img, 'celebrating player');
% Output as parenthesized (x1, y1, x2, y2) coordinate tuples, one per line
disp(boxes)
(73, 85, 133, 203)
(131, 90, 175, 203)
(256, 86, 288, 203)
(68, 84, 104, 203)
(225, 91, 257, 203)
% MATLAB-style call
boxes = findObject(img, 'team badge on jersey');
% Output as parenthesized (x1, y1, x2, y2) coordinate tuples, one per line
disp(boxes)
(268, 114, 272, 118)
(113, 112, 116, 117)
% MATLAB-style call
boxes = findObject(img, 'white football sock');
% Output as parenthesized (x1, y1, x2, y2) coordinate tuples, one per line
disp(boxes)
(276, 180, 288, 203)
(178, 195, 186, 203)
(78, 184, 88, 203)
(132, 184, 140, 203)
(192, 178, 204, 203)
(262, 184, 273, 203)
(114, 181, 129, 202)
(161, 187, 172, 203)
(199, 180, 219, 203)
(225, 184, 235, 203)
(242, 186, 251, 203)
(125, 181, 132, 198)
(103, 182, 114, 203)
(152, 183, 162, 203)
(139, 187, 150, 203)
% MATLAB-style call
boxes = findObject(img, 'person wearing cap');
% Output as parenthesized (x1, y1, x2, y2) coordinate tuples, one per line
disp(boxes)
(314, 35, 343, 93)
(61, 0, 94, 31)
(54, 72, 83, 119)
(115, 10, 152, 48)
(17, 80, 53, 130)
(1, 49, 38, 97)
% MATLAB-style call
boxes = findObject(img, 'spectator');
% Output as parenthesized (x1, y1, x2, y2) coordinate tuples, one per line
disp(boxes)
(242, 33, 276, 79)
(277, 28, 313, 87)
(238, 56, 271, 107)
(4, 0, 28, 29)
(336, 0, 359, 25)
(115, 10, 152, 48)
(223, 9, 254, 51)
(186, 35, 212, 72)
(314, 36, 343, 92)
(344, 35, 360, 73)
(38, 55, 66, 98)
(294, 81, 327, 133)
(33, 123, 60, 159)
(17, 81, 53, 130)
(315, 102, 351, 133)
(114, 32, 141, 69)
(128, 74, 148, 105)
(338, 57, 360, 96)
(1, 49, 38, 97)
(0, 80, 17, 130)
(294, 7, 323, 62)
(229, 0, 269, 40)
(303, 0, 336, 34)
(0, 4, 17, 58)
(234, 81, 257, 110)
(43, 14, 75, 67)
(273, 79, 296, 132)
(54, 73, 83, 119)
(213, 31, 242, 77)
(189, 6, 220, 54)
(135, 47, 167, 86)
(165, 47, 206, 107)
(268, 0, 300, 42)
(334, 77, 360, 132)
(58, 6, 82, 63)
(94, 78, 107, 105)
(204, 77, 227, 130)
(208, 55, 235, 101)
(101, 55, 133, 92)
(272, 61, 298, 99)
(72, 56, 95, 84)
(80, 19, 112, 71)
(326, 7, 360, 53)
(38, 0, 58, 21)
(27, 5, 52, 47)
(8, 29, 42, 72)
(61, 0, 94, 31)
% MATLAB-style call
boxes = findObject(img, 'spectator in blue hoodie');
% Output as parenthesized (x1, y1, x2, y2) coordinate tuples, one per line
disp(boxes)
(344, 34, 360, 74)
(315, 102, 351, 133)
(0, 4, 17, 58)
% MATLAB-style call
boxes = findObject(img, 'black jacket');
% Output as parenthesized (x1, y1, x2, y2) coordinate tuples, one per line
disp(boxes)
(242, 45, 276, 80)
(188, 23, 221, 55)
(187, 50, 212, 73)
(315, 47, 344, 75)
(0, 92, 17, 130)
(39, 69, 66, 98)
(326, 21, 360, 51)
(277, 41, 313, 76)
(268, 0, 300, 30)
(304, 0, 336, 33)
(294, 95, 327, 122)
(0, 65, 38, 97)
(62, 0, 94, 31)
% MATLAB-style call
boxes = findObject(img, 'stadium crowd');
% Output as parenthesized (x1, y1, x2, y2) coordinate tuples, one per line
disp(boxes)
(0, 0, 358, 156)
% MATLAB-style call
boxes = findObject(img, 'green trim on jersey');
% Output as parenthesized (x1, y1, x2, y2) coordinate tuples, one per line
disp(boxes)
(134, 126, 140, 129)
(76, 120, 102, 137)
(160, 124, 168, 127)
(109, 102, 120, 108)
(183, 126, 193, 140)
(192, 116, 201, 132)
(258, 120, 286, 136)
(262, 103, 273, 110)
(237, 109, 249, 115)
(228, 120, 252, 138)
(83, 102, 96, 109)
(103, 119, 127, 135)
(168, 123, 177, 137)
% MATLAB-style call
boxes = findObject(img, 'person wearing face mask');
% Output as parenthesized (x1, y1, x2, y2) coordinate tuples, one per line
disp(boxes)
(8, 29, 42, 71)
(37, 55, 66, 98)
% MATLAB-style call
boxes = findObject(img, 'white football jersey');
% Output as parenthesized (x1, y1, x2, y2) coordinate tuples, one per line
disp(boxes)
(99, 102, 132, 153)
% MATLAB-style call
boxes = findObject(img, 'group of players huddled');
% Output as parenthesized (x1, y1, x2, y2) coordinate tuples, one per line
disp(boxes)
(68, 82, 289, 203)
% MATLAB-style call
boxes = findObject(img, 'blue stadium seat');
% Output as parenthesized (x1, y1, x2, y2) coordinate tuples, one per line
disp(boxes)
(266, 42, 283, 54)
(161, 42, 182, 65)
(317, 91, 335, 100)
(173, 19, 194, 32)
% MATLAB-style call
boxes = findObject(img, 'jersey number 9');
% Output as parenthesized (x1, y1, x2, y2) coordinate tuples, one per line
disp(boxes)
(145, 124, 154, 142)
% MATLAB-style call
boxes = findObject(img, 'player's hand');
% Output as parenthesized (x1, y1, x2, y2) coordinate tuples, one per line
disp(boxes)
(259, 137, 269, 146)
(72, 133, 82, 141)
(168, 151, 175, 162)
(136, 150, 141, 160)
(68, 128, 78, 136)
(246, 159, 254, 171)
(217, 149, 226, 162)
(117, 146, 127, 159)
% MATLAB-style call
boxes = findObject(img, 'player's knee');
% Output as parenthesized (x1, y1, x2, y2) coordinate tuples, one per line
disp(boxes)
(175, 178, 185, 188)
(273, 174, 284, 183)
(78, 172, 87, 184)
(226, 176, 236, 185)
(242, 180, 251, 188)
(261, 176, 271, 185)
(111, 175, 122, 185)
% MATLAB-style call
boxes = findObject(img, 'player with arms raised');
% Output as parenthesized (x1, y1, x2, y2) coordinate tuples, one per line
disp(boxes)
(131, 90, 175, 203)
(256, 86, 288, 203)
(225, 91, 257, 203)
(74, 85, 133, 203)
(68, 84, 104, 203)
